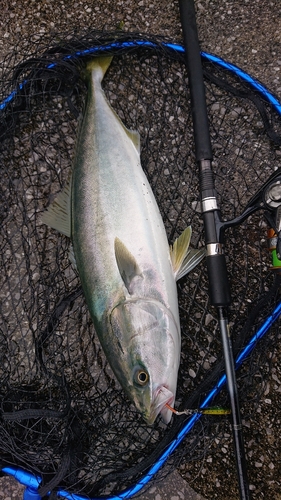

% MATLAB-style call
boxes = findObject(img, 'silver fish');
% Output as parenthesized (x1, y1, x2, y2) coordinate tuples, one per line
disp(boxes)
(42, 57, 205, 425)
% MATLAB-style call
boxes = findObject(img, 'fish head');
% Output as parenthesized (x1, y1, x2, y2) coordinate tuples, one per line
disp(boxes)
(110, 298, 181, 425)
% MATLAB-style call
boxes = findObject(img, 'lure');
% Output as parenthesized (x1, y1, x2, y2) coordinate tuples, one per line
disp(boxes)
(165, 403, 231, 416)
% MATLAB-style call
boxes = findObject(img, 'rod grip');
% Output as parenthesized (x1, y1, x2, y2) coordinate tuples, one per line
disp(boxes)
(206, 254, 231, 306)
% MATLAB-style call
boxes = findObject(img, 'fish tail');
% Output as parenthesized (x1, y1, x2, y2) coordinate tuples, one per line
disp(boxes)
(83, 56, 113, 84)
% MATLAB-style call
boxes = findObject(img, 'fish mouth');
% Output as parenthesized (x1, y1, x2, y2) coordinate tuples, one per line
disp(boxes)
(145, 386, 174, 425)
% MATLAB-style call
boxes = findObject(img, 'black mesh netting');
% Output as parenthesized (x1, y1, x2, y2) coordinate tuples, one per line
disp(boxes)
(0, 31, 280, 499)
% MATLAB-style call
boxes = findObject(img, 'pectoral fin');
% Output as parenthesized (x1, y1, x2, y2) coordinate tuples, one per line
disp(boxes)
(41, 174, 72, 237)
(114, 237, 142, 293)
(170, 226, 205, 281)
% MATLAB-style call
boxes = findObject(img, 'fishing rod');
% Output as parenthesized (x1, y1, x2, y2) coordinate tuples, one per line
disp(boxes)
(178, 1, 251, 498)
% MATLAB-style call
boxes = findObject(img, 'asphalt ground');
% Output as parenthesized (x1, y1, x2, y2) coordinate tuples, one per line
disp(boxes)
(0, 1, 280, 499)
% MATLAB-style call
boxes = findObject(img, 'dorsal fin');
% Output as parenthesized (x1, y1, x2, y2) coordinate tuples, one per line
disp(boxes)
(170, 226, 205, 281)
(41, 174, 72, 237)
(114, 237, 142, 293)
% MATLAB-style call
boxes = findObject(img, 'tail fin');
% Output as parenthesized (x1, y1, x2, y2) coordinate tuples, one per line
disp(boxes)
(84, 56, 113, 84)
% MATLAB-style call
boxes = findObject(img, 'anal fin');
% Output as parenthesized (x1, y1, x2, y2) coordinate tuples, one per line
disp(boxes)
(41, 174, 72, 238)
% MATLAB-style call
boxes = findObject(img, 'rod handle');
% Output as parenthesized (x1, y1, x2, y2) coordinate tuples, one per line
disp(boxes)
(206, 254, 231, 306)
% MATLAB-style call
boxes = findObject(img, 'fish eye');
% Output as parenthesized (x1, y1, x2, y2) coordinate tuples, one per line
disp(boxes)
(134, 368, 149, 387)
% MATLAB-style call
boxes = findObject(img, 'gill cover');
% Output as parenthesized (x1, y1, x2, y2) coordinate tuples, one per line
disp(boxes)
(110, 297, 179, 350)
(110, 298, 180, 423)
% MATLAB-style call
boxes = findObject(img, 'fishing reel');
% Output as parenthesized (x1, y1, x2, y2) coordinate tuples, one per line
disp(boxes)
(221, 168, 281, 271)
(263, 178, 281, 269)
(247, 171, 281, 270)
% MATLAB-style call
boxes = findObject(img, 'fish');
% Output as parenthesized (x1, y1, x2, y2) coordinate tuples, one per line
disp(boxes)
(42, 56, 205, 425)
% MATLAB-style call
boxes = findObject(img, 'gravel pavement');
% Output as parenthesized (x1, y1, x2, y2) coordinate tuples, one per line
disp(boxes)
(0, 1, 280, 499)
